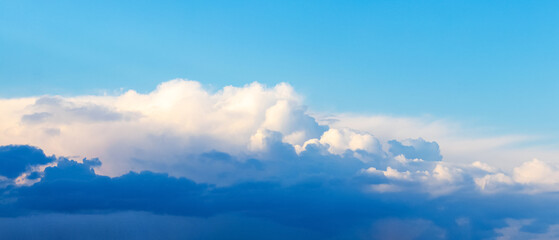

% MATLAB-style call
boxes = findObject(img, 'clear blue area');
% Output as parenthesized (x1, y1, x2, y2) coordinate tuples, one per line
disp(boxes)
(1, 0, 558, 137)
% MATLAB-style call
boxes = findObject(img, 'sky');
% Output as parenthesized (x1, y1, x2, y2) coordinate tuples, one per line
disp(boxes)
(1, 1, 559, 239)
(1, 0, 558, 136)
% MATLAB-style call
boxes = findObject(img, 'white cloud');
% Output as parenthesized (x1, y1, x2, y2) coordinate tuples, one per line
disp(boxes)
(508, 159, 559, 193)
(320, 114, 553, 170)
(513, 159, 559, 185)
(362, 163, 464, 196)
(474, 173, 514, 192)
(363, 166, 412, 181)
(1, 79, 558, 194)
(472, 161, 496, 173)
(315, 128, 382, 155)
(0, 80, 325, 177)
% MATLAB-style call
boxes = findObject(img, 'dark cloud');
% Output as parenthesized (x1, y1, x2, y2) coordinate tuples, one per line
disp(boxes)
(1, 145, 559, 239)
(0, 145, 55, 179)
(0, 212, 322, 240)
(388, 138, 443, 161)
(17, 158, 210, 216)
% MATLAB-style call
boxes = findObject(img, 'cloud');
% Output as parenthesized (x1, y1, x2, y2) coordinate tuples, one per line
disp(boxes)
(0, 80, 556, 194)
(21, 96, 139, 124)
(323, 114, 554, 170)
(388, 138, 443, 162)
(1, 80, 559, 239)
(0, 80, 331, 178)
(0, 79, 554, 180)
(17, 157, 210, 216)
(0, 145, 55, 179)
(316, 128, 383, 156)
(0, 144, 557, 239)
(494, 219, 559, 240)
(513, 159, 559, 185)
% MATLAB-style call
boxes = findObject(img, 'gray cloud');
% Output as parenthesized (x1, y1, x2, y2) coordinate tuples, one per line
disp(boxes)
(22, 96, 139, 124)
(0, 145, 557, 239)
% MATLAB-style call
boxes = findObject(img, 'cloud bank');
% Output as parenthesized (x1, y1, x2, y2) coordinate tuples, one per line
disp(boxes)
(0, 79, 558, 239)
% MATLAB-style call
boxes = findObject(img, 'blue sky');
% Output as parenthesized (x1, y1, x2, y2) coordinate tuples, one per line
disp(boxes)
(2, 2, 559, 239)
(1, 0, 558, 137)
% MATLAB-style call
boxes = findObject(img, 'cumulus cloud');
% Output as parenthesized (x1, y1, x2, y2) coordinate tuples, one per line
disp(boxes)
(1, 79, 559, 239)
(0, 79, 555, 191)
(0, 80, 331, 178)
(513, 159, 559, 185)
(0, 79, 552, 179)
(0, 145, 55, 179)
(316, 128, 383, 156)
(362, 162, 465, 196)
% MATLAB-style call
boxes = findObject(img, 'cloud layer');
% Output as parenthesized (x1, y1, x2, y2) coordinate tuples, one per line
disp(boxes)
(1, 145, 559, 239)
(1, 79, 558, 239)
